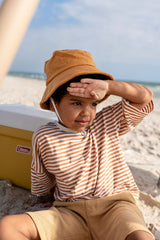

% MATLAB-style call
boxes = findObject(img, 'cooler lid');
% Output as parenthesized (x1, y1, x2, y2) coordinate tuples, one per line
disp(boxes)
(0, 104, 57, 131)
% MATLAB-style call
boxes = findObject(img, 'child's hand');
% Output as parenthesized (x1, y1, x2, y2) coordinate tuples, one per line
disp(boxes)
(67, 78, 109, 101)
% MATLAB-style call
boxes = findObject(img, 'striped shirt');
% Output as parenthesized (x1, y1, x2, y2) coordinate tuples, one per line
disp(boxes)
(31, 99, 154, 201)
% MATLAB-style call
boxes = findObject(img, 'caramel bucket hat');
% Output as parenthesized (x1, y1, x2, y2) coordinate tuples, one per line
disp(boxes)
(40, 49, 114, 109)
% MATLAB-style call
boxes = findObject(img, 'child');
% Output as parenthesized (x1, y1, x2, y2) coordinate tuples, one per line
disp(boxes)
(0, 49, 155, 240)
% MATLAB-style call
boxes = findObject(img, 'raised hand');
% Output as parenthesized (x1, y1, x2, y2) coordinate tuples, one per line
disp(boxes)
(67, 78, 109, 101)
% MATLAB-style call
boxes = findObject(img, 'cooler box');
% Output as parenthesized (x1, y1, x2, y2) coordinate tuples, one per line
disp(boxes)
(0, 104, 56, 189)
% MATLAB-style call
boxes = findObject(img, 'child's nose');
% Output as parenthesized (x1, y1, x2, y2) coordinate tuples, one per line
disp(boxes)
(80, 105, 91, 115)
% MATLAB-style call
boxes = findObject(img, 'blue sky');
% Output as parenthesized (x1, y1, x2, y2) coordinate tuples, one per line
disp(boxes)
(1, 0, 160, 82)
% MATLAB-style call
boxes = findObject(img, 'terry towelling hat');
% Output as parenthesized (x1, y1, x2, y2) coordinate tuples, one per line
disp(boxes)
(40, 49, 114, 109)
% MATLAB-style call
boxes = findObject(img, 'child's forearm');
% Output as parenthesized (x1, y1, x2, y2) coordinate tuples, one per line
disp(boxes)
(107, 81, 153, 108)
(67, 78, 153, 109)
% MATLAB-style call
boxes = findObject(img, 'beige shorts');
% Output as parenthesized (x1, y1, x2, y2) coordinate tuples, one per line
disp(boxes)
(27, 191, 153, 240)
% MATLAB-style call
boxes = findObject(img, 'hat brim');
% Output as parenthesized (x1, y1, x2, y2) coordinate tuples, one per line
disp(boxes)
(40, 65, 114, 110)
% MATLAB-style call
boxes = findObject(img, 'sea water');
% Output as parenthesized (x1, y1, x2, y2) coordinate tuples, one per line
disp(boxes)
(8, 71, 160, 99)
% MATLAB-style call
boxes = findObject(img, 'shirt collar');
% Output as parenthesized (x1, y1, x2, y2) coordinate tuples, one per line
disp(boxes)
(56, 121, 88, 137)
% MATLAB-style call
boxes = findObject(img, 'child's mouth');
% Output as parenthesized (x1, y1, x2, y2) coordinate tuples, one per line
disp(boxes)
(76, 120, 89, 127)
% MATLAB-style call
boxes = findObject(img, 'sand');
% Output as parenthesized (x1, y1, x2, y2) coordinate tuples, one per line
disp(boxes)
(0, 76, 160, 239)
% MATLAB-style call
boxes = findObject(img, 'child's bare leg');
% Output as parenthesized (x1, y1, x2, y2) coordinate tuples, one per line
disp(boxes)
(0, 214, 40, 240)
(126, 230, 155, 240)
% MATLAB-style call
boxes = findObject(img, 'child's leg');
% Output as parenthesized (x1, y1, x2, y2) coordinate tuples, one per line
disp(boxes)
(0, 214, 40, 240)
(126, 230, 155, 240)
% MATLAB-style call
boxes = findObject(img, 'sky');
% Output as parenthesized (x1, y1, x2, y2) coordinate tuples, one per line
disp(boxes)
(1, 0, 160, 82)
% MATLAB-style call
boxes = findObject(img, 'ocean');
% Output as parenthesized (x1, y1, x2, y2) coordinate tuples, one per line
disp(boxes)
(8, 71, 160, 99)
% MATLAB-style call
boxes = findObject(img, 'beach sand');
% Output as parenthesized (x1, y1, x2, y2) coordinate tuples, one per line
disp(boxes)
(0, 76, 160, 239)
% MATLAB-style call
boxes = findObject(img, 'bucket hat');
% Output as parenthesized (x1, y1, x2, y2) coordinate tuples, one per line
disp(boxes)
(40, 49, 114, 109)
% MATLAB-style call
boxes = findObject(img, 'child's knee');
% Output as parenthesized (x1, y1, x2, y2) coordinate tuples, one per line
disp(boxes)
(0, 214, 40, 240)
(126, 230, 155, 240)
(0, 216, 13, 238)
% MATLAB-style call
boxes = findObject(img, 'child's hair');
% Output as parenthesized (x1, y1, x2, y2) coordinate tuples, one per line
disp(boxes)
(52, 74, 108, 103)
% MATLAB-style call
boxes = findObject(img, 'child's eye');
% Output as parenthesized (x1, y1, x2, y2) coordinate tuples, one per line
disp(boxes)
(72, 102, 81, 106)
(92, 102, 98, 107)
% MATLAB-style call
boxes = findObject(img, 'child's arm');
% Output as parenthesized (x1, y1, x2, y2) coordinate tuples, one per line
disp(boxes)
(67, 78, 153, 109)
(106, 80, 153, 109)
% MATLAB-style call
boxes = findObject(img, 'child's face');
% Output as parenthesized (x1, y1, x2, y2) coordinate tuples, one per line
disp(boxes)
(55, 93, 98, 132)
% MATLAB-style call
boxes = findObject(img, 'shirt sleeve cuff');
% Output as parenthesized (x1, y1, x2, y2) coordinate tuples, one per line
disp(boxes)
(122, 98, 154, 116)
(122, 98, 154, 127)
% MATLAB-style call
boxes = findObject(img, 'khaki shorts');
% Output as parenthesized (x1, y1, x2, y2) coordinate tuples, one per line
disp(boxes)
(27, 191, 153, 240)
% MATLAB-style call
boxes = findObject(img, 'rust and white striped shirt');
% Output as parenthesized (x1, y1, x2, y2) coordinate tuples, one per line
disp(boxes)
(31, 99, 154, 201)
